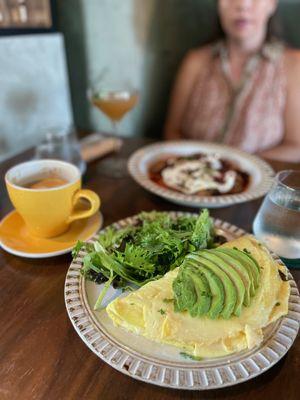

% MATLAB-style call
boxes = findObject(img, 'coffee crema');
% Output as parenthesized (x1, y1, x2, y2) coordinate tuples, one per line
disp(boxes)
(24, 177, 68, 189)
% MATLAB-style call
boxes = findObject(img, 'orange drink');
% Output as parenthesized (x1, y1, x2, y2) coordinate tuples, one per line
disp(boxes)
(92, 92, 139, 122)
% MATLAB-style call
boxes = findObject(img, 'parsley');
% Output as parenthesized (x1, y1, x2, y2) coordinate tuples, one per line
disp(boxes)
(163, 298, 174, 304)
(275, 302, 281, 307)
(180, 352, 203, 361)
(158, 309, 166, 315)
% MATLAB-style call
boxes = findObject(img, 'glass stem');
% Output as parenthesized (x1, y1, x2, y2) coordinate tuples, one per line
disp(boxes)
(111, 120, 118, 136)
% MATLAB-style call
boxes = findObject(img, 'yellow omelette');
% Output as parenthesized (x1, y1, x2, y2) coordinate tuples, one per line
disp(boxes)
(106, 236, 290, 358)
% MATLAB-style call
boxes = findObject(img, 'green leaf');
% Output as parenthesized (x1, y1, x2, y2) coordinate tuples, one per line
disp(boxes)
(78, 210, 216, 310)
(191, 209, 214, 249)
(94, 270, 115, 310)
(72, 240, 85, 258)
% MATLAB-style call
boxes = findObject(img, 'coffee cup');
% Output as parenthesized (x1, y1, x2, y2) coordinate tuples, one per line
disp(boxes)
(5, 159, 100, 238)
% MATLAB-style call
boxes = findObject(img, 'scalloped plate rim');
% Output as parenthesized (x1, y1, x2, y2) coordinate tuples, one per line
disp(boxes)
(65, 212, 300, 390)
(127, 141, 275, 208)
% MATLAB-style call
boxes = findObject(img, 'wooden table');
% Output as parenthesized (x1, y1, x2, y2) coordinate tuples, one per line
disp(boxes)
(0, 138, 299, 400)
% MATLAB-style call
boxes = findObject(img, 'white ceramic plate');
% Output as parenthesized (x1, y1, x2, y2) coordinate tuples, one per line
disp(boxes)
(65, 213, 300, 390)
(128, 141, 274, 208)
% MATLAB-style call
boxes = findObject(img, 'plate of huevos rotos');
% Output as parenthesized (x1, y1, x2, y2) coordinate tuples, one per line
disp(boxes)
(65, 210, 300, 390)
(127, 141, 274, 208)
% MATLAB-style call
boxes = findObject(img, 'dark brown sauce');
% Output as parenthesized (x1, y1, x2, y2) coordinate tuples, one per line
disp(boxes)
(148, 153, 250, 196)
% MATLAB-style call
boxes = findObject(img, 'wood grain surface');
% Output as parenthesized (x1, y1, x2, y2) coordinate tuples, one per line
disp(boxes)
(0, 138, 299, 400)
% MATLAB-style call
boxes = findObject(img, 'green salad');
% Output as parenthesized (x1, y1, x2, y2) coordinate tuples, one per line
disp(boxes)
(72, 209, 216, 309)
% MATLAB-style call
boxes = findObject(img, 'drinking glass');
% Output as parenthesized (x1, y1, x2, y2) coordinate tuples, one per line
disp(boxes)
(253, 170, 300, 267)
(87, 70, 139, 178)
(34, 126, 86, 174)
(87, 74, 139, 135)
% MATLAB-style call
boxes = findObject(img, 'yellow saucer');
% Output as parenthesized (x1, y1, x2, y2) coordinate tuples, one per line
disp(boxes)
(0, 210, 103, 258)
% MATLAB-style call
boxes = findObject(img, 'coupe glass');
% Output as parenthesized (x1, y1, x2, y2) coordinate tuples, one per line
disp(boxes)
(87, 71, 139, 178)
(87, 74, 139, 135)
(253, 170, 300, 267)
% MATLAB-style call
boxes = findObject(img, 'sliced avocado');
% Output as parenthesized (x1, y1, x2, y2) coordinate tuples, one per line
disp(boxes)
(185, 258, 225, 319)
(173, 268, 197, 313)
(187, 253, 236, 319)
(233, 249, 260, 289)
(185, 266, 211, 317)
(241, 251, 261, 287)
(214, 249, 253, 305)
(200, 250, 245, 317)
(216, 248, 260, 292)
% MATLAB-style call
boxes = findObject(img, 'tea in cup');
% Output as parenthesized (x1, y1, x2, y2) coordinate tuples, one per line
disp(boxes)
(5, 159, 100, 238)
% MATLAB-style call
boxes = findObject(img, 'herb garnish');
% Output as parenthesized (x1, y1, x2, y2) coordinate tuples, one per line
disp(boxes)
(158, 309, 166, 315)
(73, 210, 215, 310)
(243, 248, 251, 255)
(179, 352, 203, 361)
(163, 298, 174, 304)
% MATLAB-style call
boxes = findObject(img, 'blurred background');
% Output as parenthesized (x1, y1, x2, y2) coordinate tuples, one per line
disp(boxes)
(0, 0, 300, 161)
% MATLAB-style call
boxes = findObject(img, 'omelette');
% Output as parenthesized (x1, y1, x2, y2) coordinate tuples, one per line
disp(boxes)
(106, 236, 290, 358)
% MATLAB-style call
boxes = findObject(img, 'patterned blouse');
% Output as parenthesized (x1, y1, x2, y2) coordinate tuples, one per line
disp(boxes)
(181, 41, 286, 153)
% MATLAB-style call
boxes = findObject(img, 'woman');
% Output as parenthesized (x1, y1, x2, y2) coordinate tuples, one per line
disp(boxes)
(164, 0, 300, 162)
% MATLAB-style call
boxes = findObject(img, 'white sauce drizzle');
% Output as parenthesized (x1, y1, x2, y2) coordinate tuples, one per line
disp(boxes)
(161, 154, 237, 195)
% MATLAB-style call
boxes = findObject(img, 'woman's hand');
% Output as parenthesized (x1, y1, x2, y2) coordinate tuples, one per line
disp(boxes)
(260, 144, 300, 163)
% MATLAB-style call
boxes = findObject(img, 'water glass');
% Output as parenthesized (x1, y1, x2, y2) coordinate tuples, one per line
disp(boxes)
(253, 170, 300, 267)
(34, 127, 86, 174)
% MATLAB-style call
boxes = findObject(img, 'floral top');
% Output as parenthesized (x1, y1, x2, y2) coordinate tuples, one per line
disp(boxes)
(181, 41, 286, 153)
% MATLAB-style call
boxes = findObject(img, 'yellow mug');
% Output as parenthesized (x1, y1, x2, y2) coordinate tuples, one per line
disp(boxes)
(5, 159, 100, 238)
